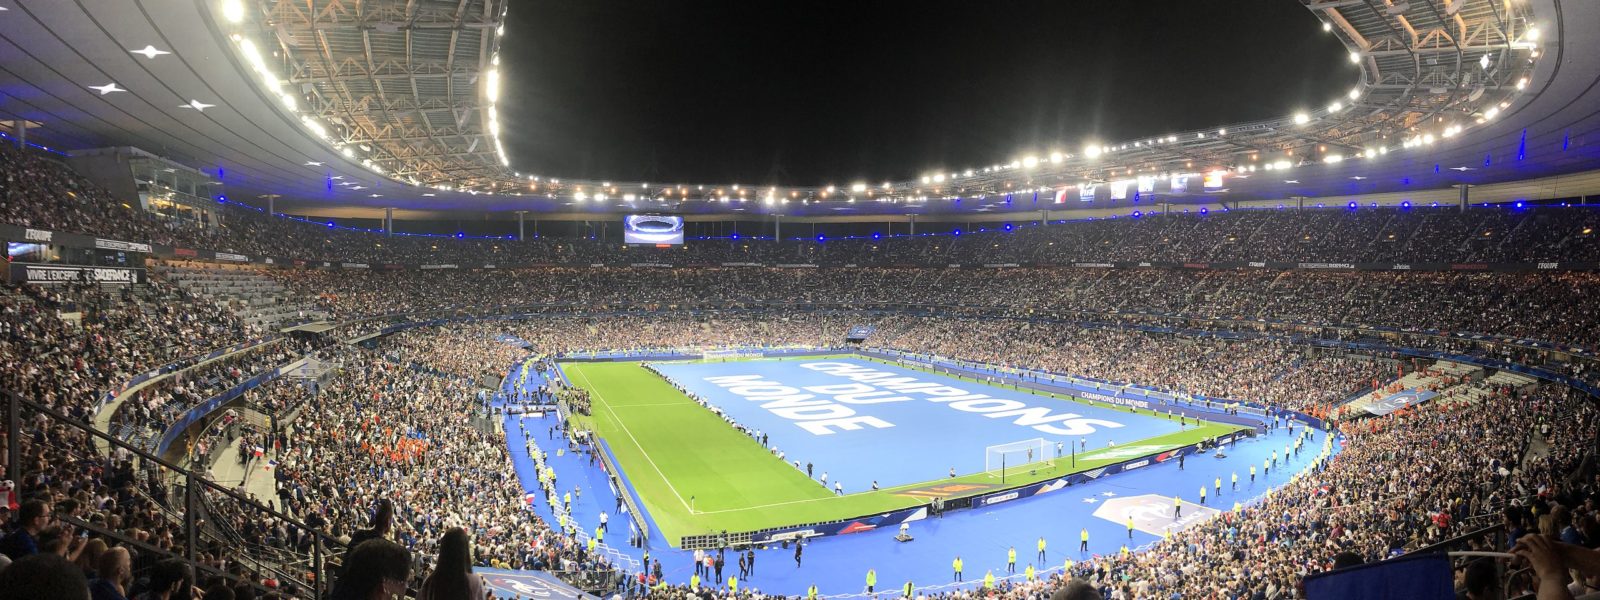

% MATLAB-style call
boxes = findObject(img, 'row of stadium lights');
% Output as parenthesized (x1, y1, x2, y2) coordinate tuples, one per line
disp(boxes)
(217, 190, 1540, 246)
(216, 1, 1539, 206)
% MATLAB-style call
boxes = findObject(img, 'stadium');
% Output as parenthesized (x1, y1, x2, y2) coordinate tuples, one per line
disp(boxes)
(1, 0, 1599, 599)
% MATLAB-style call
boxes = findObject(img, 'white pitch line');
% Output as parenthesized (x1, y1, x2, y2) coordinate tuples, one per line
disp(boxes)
(570, 364, 695, 513)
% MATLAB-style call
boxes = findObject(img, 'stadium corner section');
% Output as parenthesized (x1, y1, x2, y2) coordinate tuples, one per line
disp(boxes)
(558, 356, 1248, 548)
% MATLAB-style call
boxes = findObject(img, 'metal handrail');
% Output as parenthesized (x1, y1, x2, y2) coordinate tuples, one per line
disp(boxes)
(4, 388, 346, 598)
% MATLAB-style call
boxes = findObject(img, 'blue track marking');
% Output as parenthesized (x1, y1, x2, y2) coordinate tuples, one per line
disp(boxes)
(651, 357, 1187, 491)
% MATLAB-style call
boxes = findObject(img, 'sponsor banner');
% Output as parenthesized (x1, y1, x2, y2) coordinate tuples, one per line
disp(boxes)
(9, 263, 145, 284)
(749, 506, 926, 544)
(774, 263, 819, 268)
(1072, 262, 1114, 268)
(174, 248, 199, 258)
(215, 252, 249, 262)
(420, 264, 460, 270)
(25, 228, 53, 242)
(341, 262, 370, 269)
(630, 262, 673, 268)
(481, 264, 496, 269)
(721, 262, 765, 267)
(94, 238, 152, 253)
(475, 568, 587, 600)
(983, 263, 1021, 268)
(1297, 262, 1355, 270)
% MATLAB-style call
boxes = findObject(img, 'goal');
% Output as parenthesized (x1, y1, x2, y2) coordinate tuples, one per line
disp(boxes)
(701, 348, 764, 362)
(985, 438, 1051, 478)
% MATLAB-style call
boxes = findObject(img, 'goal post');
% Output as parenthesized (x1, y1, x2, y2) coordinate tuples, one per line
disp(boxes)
(985, 438, 1051, 478)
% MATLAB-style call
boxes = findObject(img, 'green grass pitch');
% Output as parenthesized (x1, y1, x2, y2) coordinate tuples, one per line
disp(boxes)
(562, 357, 1243, 546)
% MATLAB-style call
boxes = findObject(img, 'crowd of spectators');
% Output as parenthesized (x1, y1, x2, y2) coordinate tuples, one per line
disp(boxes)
(7, 144, 1600, 599)
(10, 141, 1600, 270)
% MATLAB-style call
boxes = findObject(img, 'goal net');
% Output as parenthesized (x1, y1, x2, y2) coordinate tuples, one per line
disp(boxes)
(701, 348, 764, 362)
(985, 438, 1051, 477)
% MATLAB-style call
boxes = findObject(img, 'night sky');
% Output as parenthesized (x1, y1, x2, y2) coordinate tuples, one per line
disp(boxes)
(498, 1, 1352, 186)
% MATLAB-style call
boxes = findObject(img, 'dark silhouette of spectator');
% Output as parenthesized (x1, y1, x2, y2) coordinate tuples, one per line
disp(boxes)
(0, 552, 90, 600)
(331, 539, 411, 600)
(419, 528, 483, 600)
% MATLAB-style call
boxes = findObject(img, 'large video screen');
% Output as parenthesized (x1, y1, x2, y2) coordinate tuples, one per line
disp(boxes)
(623, 215, 685, 245)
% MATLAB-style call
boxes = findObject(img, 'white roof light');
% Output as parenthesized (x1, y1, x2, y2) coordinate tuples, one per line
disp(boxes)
(485, 69, 500, 102)
(1328, 101, 1343, 112)
(221, 0, 246, 23)
(1022, 156, 1039, 169)
(1082, 144, 1103, 159)
(1293, 112, 1311, 125)
(1348, 87, 1361, 101)
(130, 45, 171, 59)
(1349, 51, 1362, 64)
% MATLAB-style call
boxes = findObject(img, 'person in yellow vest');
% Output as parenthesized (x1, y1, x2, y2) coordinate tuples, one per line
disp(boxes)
(1250, 464, 1257, 483)
(952, 555, 964, 581)
(983, 570, 995, 590)
(807, 584, 818, 599)
(690, 573, 700, 591)
(1024, 563, 1036, 582)
(866, 568, 876, 594)
(1037, 536, 1046, 564)
(1080, 528, 1090, 553)
(1163, 527, 1171, 542)
(1174, 495, 1183, 518)
(1120, 545, 1129, 558)
(1007, 546, 1016, 573)
(586, 537, 596, 554)
(1232, 471, 1239, 490)
(1199, 485, 1207, 505)
(1215, 477, 1222, 495)
(594, 525, 603, 544)
(1127, 515, 1135, 539)
(1063, 558, 1074, 576)
(729, 576, 738, 593)
(902, 580, 914, 598)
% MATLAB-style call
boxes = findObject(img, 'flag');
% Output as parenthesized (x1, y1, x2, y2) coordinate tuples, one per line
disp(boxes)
(1303, 553, 1454, 600)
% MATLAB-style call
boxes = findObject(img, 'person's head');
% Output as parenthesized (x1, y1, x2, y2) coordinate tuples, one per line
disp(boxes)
(96, 547, 131, 589)
(0, 552, 90, 600)
(1051, 579, 1103, 600)
(16, 499, 51, 534)
(421, 529, 473, 600)
(146, 558, 195, 600)
(202, 583, 236, 600)
(1462, 559, 1497, 600)
(369, 500, 393, 535)
(334, 539, 411, 600)
(74, 538, 107, 574)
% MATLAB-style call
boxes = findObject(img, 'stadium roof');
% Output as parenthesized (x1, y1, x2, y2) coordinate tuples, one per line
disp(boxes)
(0, 0, 1595, 218)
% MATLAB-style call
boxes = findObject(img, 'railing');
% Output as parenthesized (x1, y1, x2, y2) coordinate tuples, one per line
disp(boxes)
(4, 388, 345, 599)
